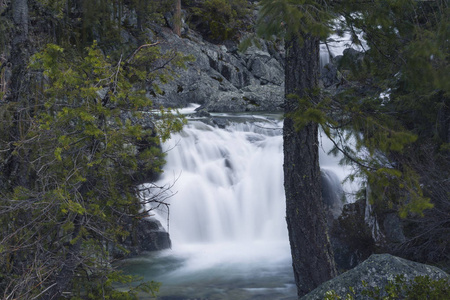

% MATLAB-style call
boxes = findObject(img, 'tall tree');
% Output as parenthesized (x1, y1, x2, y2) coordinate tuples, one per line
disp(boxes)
(256, 1, 337, 296)
(284, 33, 337, 295)
(8, 0, 29, 103)
(253, 1, 448, 296)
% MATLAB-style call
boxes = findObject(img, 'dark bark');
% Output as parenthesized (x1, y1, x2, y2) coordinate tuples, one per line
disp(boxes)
(174, 0, 181, 36)
(284, 33, 337, 297)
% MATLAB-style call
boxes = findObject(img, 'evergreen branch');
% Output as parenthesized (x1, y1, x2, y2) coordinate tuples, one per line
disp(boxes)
(125, 42, 161, 65)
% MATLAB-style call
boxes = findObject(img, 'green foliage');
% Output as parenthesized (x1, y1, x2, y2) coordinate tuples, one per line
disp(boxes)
(287, 87, 432, 216)
(241, 0, 333, 51)
(34, 0, 174, 52)
(329, 0, 448, 217)
(186, 0, 251, 41)
(0, 39, 187, 298)
(324, 275, 450, 299)
(132, 0, 173, 27)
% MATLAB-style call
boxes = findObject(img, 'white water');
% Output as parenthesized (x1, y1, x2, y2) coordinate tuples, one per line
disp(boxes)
(121, 116, 355, 299)
(158, 120, 286, 244)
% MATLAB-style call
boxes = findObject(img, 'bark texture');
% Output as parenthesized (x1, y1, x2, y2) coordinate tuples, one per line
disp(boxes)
(174, 0, 182, 36)
(283, 34, 337, 297)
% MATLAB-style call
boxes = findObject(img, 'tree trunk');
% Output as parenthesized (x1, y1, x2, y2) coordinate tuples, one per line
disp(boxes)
(174, 0, 181, 36)
(8, 0, 29, 103)
(284, 33, 337, 297)
(1, 0, 31, 190)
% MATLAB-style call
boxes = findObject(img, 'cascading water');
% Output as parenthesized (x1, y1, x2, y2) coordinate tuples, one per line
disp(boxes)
(120, 114, 354, 299)
(158, 120, 286, 244)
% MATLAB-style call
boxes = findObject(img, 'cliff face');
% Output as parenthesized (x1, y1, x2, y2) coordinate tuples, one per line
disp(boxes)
(150, 24, 285, 113)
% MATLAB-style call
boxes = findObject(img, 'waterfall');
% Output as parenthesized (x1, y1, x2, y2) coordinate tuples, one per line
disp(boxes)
(126, 116, 354, 299)
(155, 120, 286, 245)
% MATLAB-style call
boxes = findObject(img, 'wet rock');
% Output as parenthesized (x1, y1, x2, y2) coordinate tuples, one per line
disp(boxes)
(197, 84, 284, 113)
(382, 212, 406, 244)
(320, 63, 340, 88)
(193, 109, 211, 117)
(210, 117, 230, 128)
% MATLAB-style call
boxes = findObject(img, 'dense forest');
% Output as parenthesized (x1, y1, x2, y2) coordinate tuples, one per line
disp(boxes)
(0, 0, 449, 299)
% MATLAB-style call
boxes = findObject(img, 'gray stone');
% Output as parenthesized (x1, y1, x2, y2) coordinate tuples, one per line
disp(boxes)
(195, 84, 283, 113)
(211, 117, 230, 128)
(148, 25, 284, 113)
(320, 63, 339, 88)
(302, 254, 449, 300)
(135, 218, 171, 252)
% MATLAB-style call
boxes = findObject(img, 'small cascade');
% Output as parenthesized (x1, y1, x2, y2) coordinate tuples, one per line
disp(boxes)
(320, 43, 331, 70)
(321, 169, 345, 219)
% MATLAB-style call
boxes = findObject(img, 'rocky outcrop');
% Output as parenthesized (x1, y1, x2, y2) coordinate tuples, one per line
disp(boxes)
(150, 25, 285, 112)
(302, 254, 449, 300)
(149, 25, 354, 113)
(112, 218, 171, 258)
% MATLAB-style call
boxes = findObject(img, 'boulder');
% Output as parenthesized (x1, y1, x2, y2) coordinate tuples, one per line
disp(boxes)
(134, 218, 171, 252)
(302, 254, 449, 300)
(320, 62, 340, 88)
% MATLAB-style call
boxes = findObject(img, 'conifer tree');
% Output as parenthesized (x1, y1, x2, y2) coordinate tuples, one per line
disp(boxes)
(256, 0, 337, 296)
(253, 0, 448, 296)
